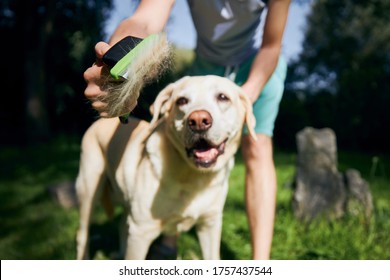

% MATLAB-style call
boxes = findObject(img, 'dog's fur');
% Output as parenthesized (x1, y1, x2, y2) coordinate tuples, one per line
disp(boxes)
(76, 75, 256, 260)
(99, 33, 171, 117)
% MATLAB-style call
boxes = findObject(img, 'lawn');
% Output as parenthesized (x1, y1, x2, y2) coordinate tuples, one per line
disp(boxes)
(0, 136, 389, 260)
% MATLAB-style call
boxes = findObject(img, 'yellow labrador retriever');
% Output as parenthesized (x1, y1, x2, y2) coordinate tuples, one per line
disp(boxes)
(76, 75, 256, 260)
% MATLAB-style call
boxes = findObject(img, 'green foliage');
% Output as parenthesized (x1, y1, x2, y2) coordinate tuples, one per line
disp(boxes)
(0, 0, 112, 143)
(0, 139, 388, 260)
(280, 0, 390, 151)
(0, 137, 81, 259)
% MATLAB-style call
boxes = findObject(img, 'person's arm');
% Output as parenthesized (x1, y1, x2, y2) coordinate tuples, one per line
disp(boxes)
(84, 0, 175, 116)
(109, 0, 175, 44)
(241, 0, 290, 103)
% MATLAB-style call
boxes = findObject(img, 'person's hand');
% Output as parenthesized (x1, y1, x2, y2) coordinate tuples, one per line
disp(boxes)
(241, 82, 261, 104)
(83, 42, 111, 117)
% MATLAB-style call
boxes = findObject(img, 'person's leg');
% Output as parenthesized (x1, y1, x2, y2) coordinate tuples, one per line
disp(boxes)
(241, 134, 276, 259)
(237, 57, 287, 259)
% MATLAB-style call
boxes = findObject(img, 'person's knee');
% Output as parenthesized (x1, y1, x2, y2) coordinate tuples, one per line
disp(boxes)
(241, 134, 273, 164)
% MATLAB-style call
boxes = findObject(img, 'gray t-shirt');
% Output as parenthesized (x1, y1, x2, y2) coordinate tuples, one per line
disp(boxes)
(187, 0, 267, 66)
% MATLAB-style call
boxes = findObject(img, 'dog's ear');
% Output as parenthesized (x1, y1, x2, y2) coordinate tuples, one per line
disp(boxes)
(149, 76, 191, 127)
(239, 91, 258, 141)
(149, 82, 175, 127)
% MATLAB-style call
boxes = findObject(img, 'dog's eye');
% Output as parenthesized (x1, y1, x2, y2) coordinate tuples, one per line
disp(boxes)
(176, 97, 189, 106)
(217, 93, 230, 102)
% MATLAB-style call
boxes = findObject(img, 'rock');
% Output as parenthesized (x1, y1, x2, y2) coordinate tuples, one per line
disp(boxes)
(293, 127, 346, 221)
(344, 169, 373, 219)
(292, 127, 373, 222)
(47, 181, 78, 209)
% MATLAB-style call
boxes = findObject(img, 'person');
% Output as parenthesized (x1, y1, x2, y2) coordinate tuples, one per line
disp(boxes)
(84, 0, 290, 260)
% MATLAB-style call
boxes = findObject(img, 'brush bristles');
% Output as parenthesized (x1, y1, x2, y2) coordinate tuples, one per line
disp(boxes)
(99, 33, 172, 118)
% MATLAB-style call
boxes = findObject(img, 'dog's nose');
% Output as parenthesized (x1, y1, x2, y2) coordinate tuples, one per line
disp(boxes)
(187, 110, 213, 132)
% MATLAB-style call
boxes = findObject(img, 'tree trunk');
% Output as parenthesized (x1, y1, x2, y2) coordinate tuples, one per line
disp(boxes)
(22, 0, 56, 143)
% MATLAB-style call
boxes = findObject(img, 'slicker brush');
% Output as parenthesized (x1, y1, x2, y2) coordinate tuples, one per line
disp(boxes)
(100, 33, 172, 123)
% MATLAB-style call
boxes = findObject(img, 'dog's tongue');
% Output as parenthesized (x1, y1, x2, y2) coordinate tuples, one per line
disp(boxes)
(194, 148, 219, 161)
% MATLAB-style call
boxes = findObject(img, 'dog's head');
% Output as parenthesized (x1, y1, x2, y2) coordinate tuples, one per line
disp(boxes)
(150, 75, 256, 172)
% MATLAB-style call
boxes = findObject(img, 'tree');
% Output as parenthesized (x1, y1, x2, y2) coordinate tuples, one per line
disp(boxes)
(281, 0, 390, 151)
(0, 0, 112, 144)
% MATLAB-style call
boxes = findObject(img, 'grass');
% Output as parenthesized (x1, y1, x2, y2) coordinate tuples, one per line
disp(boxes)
(0, 137, 389, 260)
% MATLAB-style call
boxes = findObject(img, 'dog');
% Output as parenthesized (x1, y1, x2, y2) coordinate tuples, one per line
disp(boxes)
(76, 75, 256, 260)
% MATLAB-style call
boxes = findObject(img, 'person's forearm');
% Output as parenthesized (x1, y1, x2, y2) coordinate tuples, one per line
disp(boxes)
(242, 46, 280, 102)
(108, 0, 175, 45)
(109, 18, 150, 44)
(242, 0, 290, 102)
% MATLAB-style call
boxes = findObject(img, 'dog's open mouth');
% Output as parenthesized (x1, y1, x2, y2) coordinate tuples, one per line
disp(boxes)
(186, 138, 227, 168)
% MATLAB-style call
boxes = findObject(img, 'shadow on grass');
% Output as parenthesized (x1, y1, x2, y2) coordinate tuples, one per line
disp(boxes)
(0, 185, 78, 259)
(86, 217, 240, 260)
(88, 215, 121, 259)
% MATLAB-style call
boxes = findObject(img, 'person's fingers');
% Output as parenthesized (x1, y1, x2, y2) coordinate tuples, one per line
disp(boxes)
(84, 82, 103, 100)
(81, 41, 113, 117)
(91, 100, 108, 110)
(91, 99, 109, 117)
(95, 42, 111, 61)
(99, 112, 109, 118)
(83, 65, 99, 84)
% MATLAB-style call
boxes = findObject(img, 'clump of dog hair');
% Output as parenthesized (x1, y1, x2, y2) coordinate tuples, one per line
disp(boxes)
(98, 33, 172, 118)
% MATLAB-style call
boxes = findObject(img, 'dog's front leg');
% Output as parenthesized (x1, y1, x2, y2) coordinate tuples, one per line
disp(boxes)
(196, 215, 222, 260)
(76, 200, 94, 260)
(76, 173, 106, 260)
(125, 220, 161, 260)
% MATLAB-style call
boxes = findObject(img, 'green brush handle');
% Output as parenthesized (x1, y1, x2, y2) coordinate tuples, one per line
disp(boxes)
(102, 36, 143, 73)
(102, 36, 144, 124)
(102, 34, 160, 124)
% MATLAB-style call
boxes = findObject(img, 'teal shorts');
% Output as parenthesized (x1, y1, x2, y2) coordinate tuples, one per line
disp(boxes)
(187, 54, 287, 137)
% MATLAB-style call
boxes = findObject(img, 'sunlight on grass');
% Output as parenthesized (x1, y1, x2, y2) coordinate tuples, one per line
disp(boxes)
(0, 139, 389, 259)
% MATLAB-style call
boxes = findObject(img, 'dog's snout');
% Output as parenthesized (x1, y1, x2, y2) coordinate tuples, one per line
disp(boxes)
(187, 110, 213, 132)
